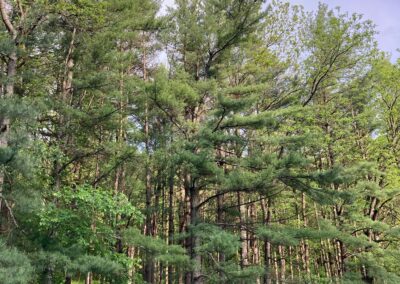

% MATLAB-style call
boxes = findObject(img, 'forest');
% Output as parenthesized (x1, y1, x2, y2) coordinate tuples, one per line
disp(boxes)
(0, 0, 400, 283)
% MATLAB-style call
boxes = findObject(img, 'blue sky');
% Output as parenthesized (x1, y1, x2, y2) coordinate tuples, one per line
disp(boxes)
(162, 0, 400, 61)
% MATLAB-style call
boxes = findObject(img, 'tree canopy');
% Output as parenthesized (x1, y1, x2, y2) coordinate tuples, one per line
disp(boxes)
(0, 0, 399, 283)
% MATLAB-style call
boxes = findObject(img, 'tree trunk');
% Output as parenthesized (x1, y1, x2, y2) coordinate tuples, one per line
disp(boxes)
(85, 272, 92, 284)
(301, 193, 311, 277)
(0, 0, 17, 232)
(168, 169, 175, 284)
(217, 193, 225, 268)
(260, 198, 272, 284)
(278, 245, 286, 281)
(238, 192, 249, 267)
(127, 246, 135, 284)
(273, 249, 279, 284)
(142, 37, 155, 281)
(189, 182, 202, 284)
(0, 54, 14, 233)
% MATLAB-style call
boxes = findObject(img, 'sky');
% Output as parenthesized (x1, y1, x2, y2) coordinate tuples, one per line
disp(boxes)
(289, 0, 400, 61)
(162, 0, 400, 62)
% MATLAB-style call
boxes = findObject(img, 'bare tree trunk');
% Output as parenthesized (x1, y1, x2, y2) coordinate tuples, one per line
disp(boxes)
(250, 203, 260, 263)
(278, 245, 286, 282)
(143, 146, 154, 283)
(141, 34, 155, 283)
(0, 55, 14, 234)
(295, 246, 301, 279)
(0, 0, 17, 232)
(301, 193, 311, 277)
(168, 169, 175, 284)
(216, 148, 226, 272)
(188, 174, 202, 284)
(127, 246, 135, 284)
(250, 202, 260, 284)
(288, 246, 294, 281)
(238, 192, 249, 267)
(273, 249, 279, 284)
(180, 177, 189, 284)
(260, 198, 272, 284)
(85, 272, 92, 284)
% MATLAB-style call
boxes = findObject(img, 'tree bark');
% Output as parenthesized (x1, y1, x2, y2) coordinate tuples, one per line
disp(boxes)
(188, 176, 202, 284)
(168, 168, 175, 284)
(301, 193, 311, 277)
(0, 0, 17, 233)
(85, 272, 92, 284)
(238, 192, 249, 267)
(260, 198, 272, 284)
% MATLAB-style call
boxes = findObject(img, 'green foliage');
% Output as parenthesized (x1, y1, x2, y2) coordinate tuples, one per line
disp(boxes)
(123, 228, 189, 267)
(192, 224, 263, 283)
(0, 242, 33, 284)
(38, 185, 142, 250)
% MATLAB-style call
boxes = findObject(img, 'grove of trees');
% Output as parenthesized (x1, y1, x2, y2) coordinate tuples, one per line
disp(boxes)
(1, 0, 400, 283)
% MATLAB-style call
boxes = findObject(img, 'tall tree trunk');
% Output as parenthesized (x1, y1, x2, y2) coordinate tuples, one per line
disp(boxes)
(216, 148, 226, 271)
(168, 169, 175, 284)
(261, 198, 272, 284)
(127, 246, 136, 284)
(273, 249, 279, 284)
(250, 201, 260, 283)
(288, 246, 294, 281)
(42, 267, 54, 284)
(85, 272, 92, 284)
(301, 193, 311, 277)
(187, 174, 202, 284)
(238, 192, 249, 267)
(278, 245, 286, 282)
(141, 34, 155, 283)
(180, 178, 189, 284)
(0, 0, 17, 233)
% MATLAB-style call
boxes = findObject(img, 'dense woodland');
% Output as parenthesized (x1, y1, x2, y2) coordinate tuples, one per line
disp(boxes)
(1, 0, 400, 283)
